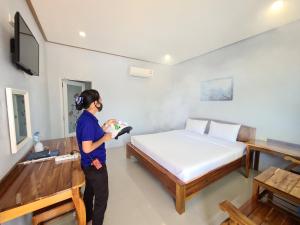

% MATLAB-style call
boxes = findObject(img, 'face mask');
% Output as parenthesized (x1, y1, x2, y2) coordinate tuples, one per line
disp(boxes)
(95, 102, 103, 112)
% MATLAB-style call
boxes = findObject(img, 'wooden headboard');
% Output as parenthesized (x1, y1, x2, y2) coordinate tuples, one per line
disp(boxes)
(191, 118, 256, 142)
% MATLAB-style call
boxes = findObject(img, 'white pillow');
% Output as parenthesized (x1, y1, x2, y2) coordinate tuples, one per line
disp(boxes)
(208, 121, 241, 142)
(185, 119, 208, 135)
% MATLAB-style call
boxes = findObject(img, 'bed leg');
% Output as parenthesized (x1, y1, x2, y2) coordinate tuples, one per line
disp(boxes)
(176, 183, 186, 214)
(126, 145, 131, 159)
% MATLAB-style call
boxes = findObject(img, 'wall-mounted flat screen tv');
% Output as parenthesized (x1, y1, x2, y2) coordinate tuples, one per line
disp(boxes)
(11, 12, 39, 76)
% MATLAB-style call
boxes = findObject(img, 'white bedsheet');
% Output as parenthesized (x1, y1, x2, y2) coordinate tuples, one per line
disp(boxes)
(131, 130, 246, 183)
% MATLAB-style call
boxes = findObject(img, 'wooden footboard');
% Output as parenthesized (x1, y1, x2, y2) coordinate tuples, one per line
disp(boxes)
(126, 143, 243, 214)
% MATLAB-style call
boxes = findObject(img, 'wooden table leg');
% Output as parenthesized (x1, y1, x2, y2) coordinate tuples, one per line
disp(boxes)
(267, 192, 274, 202)
(254, 151, 260, 171)
(250, 151, 254, 165)
(72, 187, 86, 225)
(285, 162, 297, 171)
(252, 181, 259, 200)
(245, 145, 251, 178)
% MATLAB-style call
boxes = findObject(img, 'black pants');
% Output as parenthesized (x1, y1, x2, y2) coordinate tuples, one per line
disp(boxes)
(83, 165, 109, 225)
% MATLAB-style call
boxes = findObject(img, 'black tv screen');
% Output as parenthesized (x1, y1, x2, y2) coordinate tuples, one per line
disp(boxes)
(13, 12, 39, 76)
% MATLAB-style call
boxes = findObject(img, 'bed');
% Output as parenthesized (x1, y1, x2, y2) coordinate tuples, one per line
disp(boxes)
(126, 118, 256, 214)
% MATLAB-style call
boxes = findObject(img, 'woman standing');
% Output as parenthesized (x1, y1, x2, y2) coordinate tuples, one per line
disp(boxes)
(75, 89, 115, 225)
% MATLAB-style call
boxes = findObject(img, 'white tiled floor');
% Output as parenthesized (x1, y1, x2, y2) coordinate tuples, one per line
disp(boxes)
(46, 147, 256, 225)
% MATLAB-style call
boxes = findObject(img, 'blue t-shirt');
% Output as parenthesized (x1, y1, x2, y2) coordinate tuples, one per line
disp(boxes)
(76, 110, 106, 168)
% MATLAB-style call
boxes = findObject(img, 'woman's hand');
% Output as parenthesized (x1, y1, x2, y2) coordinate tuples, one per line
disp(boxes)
(102, 132, 113, 142)
(105, 119, 117, 126)
(102, 119, 117, 132)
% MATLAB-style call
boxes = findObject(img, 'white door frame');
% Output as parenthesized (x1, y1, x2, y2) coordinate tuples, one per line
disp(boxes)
(62, 80, 85, 137)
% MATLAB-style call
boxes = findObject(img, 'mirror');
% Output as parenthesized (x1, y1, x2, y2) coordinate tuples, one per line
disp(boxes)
(13, 94, 27, 144)
(6, 88, 32, 153)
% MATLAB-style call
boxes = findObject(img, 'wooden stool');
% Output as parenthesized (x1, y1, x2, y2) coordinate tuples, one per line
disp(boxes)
(32, 199, 75, 225)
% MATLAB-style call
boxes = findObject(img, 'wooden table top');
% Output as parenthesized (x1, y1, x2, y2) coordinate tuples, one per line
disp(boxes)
(0, 137, 84, 213)
(247, 139, 300, 159)
(254, 167, 300, 202)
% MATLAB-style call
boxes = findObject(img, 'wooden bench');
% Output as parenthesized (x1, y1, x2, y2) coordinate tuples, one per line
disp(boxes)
(220, 165, 300, 225)
(32, 199, 75, 225)
(220, 197, 300, 225)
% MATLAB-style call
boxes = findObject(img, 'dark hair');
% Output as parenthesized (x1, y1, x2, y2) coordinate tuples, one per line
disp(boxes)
(75, 89, 100, 110)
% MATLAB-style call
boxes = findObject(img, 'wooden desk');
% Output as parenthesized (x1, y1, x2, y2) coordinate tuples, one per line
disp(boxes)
(0, 137, 86, 224)
(246, 139, 300, 177)
(252, 167, 300, 204)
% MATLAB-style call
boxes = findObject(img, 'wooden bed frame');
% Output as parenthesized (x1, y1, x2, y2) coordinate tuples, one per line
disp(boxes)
(126, 118, 256, 214)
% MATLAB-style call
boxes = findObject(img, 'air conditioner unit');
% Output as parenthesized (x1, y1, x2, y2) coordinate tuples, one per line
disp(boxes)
(129, 66, 154, 78)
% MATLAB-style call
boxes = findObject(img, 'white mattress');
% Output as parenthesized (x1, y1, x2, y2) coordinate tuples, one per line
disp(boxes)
(131, 130, 246, 183)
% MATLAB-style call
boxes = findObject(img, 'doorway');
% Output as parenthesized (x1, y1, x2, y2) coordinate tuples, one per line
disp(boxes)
(62, 79, 92, 137)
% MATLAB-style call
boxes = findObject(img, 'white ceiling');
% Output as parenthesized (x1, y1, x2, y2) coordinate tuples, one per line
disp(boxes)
(30, 0, 300, 65)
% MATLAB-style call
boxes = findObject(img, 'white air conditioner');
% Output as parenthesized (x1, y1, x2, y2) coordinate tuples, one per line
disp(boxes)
(129, 66, 154, 78)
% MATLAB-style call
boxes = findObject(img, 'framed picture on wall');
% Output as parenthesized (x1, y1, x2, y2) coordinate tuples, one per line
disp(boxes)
(200, 77, 233, 101)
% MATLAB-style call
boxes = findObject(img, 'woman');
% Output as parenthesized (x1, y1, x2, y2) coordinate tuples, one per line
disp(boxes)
(75, 89, 115, 225)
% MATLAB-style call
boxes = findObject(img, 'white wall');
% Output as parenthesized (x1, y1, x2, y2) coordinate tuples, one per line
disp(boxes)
(171, 20, 300, 169)
(46, 20, 300, 161)
(46, 42, 173, 148)
(0, 0, 50, 224)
